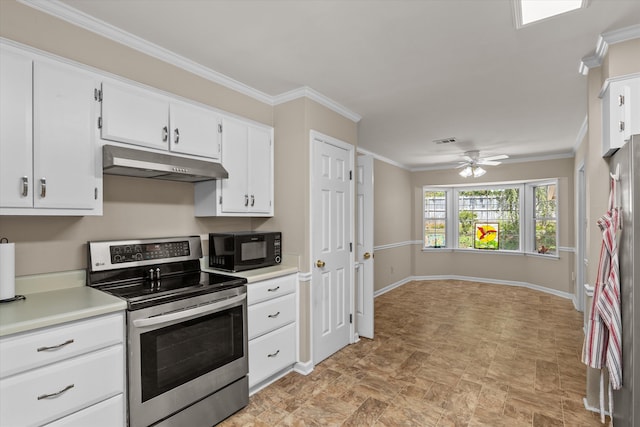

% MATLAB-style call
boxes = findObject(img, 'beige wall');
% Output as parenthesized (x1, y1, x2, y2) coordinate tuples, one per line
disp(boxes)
(408, 158, 576, 294)
(371, 159, 413, 292)
(577, 36, 640, 410)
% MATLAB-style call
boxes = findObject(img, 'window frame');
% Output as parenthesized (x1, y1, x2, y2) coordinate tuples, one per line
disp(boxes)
(423, 188, 450, 249)
(422, 179, 559, 258)
(525, 179, 559, 257)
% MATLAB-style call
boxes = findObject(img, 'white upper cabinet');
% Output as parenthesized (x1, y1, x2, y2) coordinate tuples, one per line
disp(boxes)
(100, 81, 169, 150)
(100, 80, 222, 160)
(0, 48, 32, 209)
(0, 46, 102, 215)
(194, 117, 274, 217)
(601, 74, 640, 157)
(169, 100, 222, 159)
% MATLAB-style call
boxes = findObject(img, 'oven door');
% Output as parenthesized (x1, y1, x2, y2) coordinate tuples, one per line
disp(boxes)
(127, 286, 247, 427)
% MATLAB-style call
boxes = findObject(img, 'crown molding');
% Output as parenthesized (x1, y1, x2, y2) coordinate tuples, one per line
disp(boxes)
(356, 147, 409, 170)
(273, 86, 361, 123)
(18, 0, 360, 123)
(579, 23, 640, 75)
(573, 115, 588, 153)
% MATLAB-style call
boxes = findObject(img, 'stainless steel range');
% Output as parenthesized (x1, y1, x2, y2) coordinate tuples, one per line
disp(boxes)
(87, 236, 248, 427)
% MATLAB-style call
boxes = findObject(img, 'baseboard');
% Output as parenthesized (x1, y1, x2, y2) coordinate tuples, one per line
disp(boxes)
(375, 275, 574, 301)
(293, 360, 314, 376)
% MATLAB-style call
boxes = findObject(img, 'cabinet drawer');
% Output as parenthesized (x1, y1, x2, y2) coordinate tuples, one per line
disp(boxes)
(248, 293, 295, 340)
(0, 345, 124, 427)
(248, 323, 295, 388)
(0, 312, 124, 378)
(46, 394, 124, 427)
(248, 274, 296, 305)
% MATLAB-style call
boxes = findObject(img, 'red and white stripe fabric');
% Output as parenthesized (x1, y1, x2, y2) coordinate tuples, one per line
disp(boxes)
(583, 177, 622, 423)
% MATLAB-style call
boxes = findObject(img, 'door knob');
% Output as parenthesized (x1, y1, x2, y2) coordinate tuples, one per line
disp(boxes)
(364, 252, 371, 259)
(316, 260, 326, 268)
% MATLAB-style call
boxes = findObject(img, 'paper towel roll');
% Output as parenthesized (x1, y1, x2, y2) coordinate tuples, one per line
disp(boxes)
(0, 242, 16, 300)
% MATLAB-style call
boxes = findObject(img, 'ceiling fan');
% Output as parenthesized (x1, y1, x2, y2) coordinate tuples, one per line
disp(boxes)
(457, 150, 509, 177)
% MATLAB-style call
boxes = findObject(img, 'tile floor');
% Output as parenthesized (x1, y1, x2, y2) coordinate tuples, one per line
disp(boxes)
(220, 280, 610, 426)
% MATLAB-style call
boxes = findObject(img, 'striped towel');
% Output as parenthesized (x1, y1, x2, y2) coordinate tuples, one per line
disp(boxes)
(583, 177, 622, 423)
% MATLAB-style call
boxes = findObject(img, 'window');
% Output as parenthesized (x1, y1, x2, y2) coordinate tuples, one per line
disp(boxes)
(532, 182, 557, 255)
(423, 179, 558, 256)
(424, 189, 447, 248)
(457, 188, 520, 251)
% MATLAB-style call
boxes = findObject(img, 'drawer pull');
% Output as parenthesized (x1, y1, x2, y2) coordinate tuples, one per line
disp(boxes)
(267, 286, 280, 292)
(37, 339, 74, 352)
(267, 350, 280, 358)
(268, 311, 281, 318)
(37, 384, 74, 400)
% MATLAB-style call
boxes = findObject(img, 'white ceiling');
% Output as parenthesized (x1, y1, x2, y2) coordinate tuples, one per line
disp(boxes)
(46, 0, 640, 169)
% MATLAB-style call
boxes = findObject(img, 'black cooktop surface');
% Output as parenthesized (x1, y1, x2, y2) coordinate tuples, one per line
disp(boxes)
(94, 271, 247, 310)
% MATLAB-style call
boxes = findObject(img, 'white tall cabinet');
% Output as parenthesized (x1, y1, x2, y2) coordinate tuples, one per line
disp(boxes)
(194, 117, 273, 217)
(0, 46, 102, 215)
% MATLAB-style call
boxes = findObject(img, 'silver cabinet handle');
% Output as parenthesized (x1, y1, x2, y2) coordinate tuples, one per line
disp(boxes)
(268, 311, 280, 318)
(21, 176, 28, 197)
(37, 384, 74, 400)
(174, 128, 180, 143)
(162, 126, 168, 142)
(40, 178, 46, 198)
(619, 121, 625, 132)
(267, 286, 280, 292)
(37, 339, 74, 352)
(251, 195, 255, 207)
(267, 350, 280, 358)
(244, 194, 249, 207)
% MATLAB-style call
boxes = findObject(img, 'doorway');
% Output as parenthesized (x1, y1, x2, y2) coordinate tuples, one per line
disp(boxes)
(310, 130, 355, 364)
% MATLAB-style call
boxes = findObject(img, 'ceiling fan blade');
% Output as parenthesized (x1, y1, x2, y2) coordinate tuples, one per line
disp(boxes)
(477, 160, 502, 166)
(481, 154, 509, 161)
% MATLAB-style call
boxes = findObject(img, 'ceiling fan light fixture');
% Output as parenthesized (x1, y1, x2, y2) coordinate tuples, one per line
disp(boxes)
(459, 166, 473, 178)
(473, 166, 486, 177)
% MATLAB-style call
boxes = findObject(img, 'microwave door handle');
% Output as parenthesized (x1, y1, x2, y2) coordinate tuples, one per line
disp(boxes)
(132, 294, 246, 328)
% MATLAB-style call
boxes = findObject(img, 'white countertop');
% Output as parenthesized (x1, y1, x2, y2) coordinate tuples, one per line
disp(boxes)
(0, 286, 126, 337)
(1, 261, 298, 338)
(201, 262, 298, 283)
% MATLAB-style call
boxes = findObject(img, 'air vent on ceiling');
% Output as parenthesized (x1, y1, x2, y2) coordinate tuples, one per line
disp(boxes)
(433, 137, 457, 145)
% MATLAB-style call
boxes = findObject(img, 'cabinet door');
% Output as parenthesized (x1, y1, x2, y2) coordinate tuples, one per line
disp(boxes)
(0, 48, 33, 208)
(101, 81, 169, 150)
(33, 61, 98, 210)
(247, 126, 272, 213)
(170, 101, 222, 159)
(220, 117, 249, 213)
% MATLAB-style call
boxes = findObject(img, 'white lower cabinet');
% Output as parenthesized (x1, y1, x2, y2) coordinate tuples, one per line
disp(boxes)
(0, 312, 125, 427)
(247, 274, 297, 391)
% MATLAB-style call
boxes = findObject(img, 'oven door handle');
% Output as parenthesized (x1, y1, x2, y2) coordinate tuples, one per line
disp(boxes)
(132, 294, 246, 328)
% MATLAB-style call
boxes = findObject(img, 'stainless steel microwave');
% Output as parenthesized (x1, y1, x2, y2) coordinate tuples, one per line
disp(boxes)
(208, 231, 281, 272)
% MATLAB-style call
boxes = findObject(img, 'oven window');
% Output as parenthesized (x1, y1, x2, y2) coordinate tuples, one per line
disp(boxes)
(241, 241, 266, 261)
(140, 306, 244, 402)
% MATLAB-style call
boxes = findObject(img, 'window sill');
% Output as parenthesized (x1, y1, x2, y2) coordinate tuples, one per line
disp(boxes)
(420, 248, 560, 260)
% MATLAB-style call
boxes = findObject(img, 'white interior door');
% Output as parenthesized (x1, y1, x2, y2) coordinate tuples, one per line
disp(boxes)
(356, 154, 374, 339)
(311, 131, 353, 365)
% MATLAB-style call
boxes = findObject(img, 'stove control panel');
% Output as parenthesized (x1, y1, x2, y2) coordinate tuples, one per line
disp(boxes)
(110, 241, 191, 264)
(88, 236, 203, 272)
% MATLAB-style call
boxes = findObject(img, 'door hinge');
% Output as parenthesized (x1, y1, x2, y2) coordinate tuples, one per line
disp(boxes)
(349, 170, 353, 180)
(350, 314, 353, 324)
(97, 117, 102, 129)
(218, 123, 222, 133)
(350, 242, 353, 252)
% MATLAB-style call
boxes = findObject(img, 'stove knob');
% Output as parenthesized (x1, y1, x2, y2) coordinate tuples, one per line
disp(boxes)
(135, 253, 143, 261)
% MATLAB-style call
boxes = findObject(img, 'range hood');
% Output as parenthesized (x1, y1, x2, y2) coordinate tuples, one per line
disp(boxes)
(103, 145, 228, 182)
